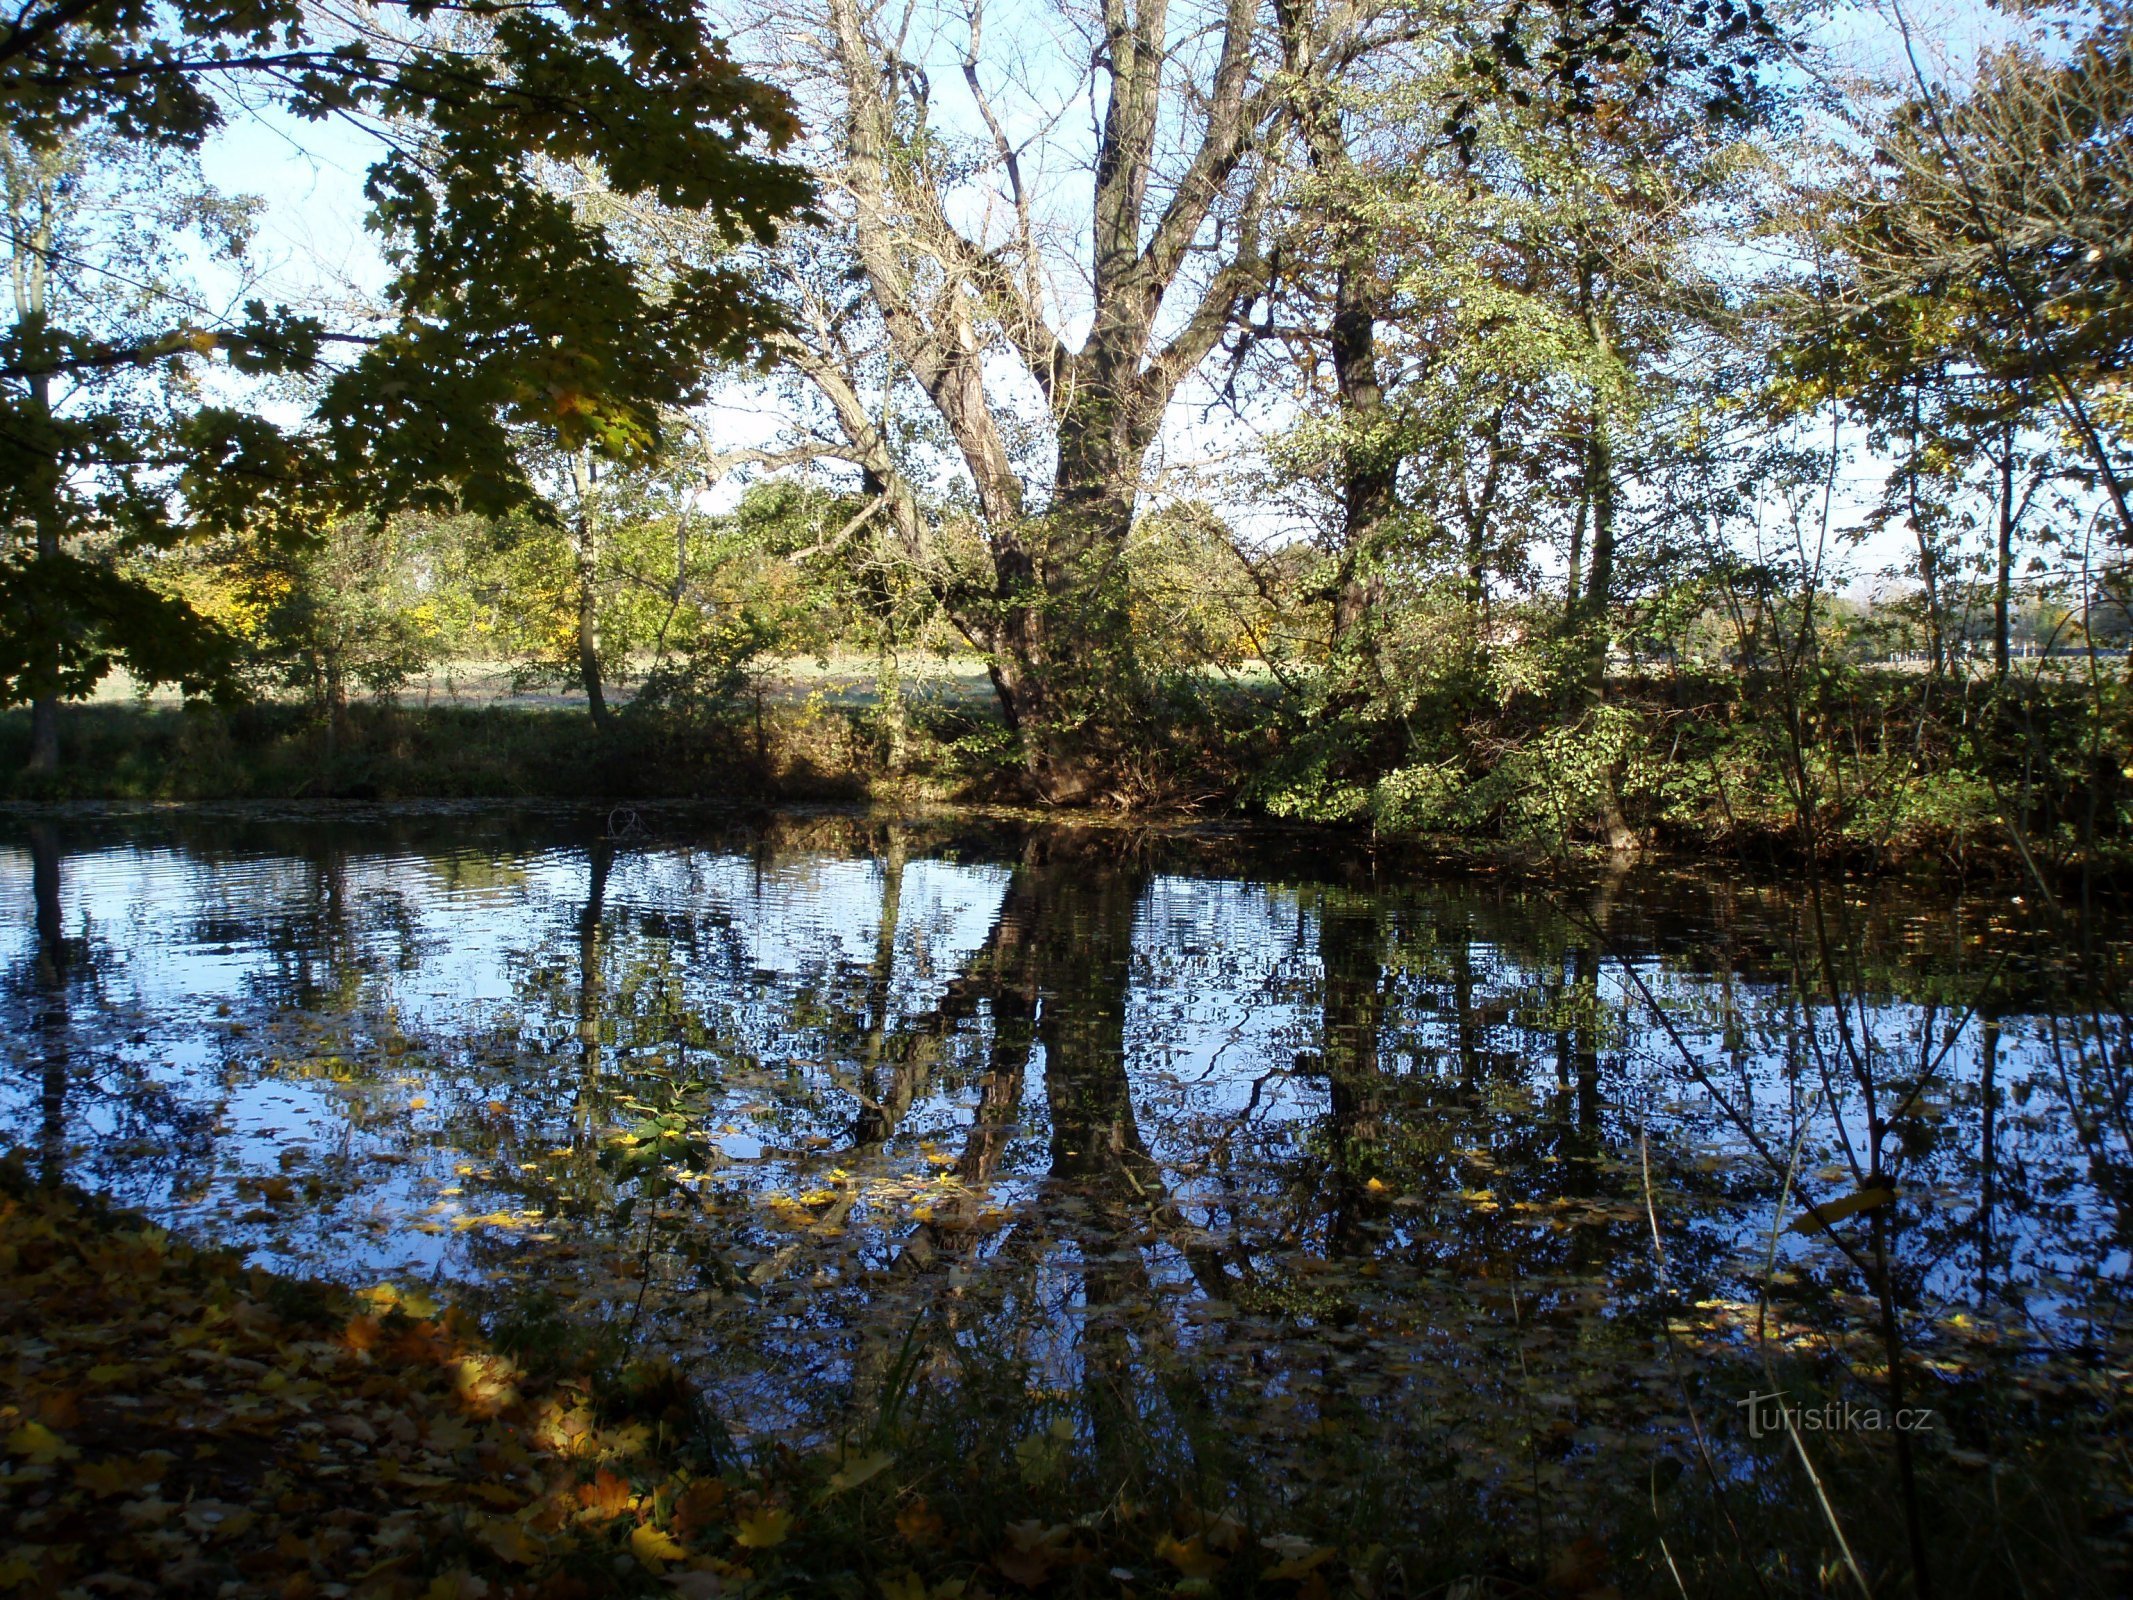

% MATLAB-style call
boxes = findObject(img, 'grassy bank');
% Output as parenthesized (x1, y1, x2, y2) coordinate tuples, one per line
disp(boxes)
(4, 658, 2129, 880)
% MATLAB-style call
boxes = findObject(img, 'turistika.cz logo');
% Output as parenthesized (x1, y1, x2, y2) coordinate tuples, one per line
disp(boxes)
(1737, 1390, 1935, 1440)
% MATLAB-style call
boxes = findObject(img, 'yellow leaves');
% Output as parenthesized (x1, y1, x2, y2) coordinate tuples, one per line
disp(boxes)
(452, 1353, 521, 1416)
(882, 1572, 966, 1600)
(1260, 1534, 1335, 1581)
(894, 1498, 946, 1547)
(731, 1506, 792, 1549)
(1156, 1533, 1226, 1581)
(629, 1522, 689, 1571)
(825, 1448, 894, 1494)
(576, 1468, 635, 1520)
(359, 1282, 442, 1320)
(471, 1514, 542, 1566)
(73, 1454, 167, 1498)
(993, 1521, 1076, 1589)
(451, 1211, 527, 1232)
(1013, 1416, 1075, 1486)
(236, 1175, 296, 1206)
(1787, 1185, 1897, 1234)
(669, 1478, 729, 1539)
(6, 1420, 77, 1464)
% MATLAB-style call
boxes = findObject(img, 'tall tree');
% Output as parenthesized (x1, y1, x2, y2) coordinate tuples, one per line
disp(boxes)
(2, 1, 811, 770)
(743, 0, 1401, 800)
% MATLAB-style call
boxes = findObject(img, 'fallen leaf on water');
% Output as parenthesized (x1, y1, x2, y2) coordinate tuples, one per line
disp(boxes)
(1787, 1185, 1896, 1233)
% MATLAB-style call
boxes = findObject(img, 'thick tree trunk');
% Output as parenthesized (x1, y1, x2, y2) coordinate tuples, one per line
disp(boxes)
(990, 429, 1144, 803)
(325, 654, 348, 752)
(819, 0, 1279, 805)
(1329, 265, 1393, 654)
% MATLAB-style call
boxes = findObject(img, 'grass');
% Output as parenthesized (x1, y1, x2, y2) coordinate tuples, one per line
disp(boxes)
(0, 699, 909, 804)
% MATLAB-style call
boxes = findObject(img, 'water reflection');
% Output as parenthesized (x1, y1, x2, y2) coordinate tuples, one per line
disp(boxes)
(1, 807, 2125, 1479)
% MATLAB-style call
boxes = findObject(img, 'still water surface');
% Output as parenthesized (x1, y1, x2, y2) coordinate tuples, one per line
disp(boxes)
(3, 805, 2124, 1478)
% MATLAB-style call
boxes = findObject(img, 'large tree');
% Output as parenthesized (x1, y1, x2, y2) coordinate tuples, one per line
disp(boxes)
(1, 0, 810, 771)
(735, 0, 1405, 801)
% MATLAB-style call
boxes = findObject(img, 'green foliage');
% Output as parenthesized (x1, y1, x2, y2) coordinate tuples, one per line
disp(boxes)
(2, 2, 811, 764)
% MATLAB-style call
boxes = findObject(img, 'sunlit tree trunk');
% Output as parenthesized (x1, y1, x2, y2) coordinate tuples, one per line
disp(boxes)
(22, 367, 61, 775)
(569, 450, 610, 731)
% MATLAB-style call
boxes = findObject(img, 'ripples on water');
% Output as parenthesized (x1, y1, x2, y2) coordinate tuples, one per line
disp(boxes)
(3, 806, 2127, 1484)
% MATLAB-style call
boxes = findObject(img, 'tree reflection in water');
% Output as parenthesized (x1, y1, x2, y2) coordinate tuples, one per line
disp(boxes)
(1, 808, 2127, 1516)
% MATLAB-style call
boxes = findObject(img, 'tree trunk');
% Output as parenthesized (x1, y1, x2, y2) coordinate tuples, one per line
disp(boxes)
(1994, 425, 2015, 681)
(1581, 405, 1617, 688)
(994, 432, 1143, 803)
(569, 452, 610, 731)
(325, 654, 349, 753)
(1328, 268, 1393, 657)
(1577, 327, 1637, 859)
(1907, 395, 1946, 680)
(24, 370, 62, 776)
(26, 691, 58, 774)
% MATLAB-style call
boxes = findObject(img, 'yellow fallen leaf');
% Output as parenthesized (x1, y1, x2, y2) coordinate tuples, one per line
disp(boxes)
(630, 1523, 688, 1570)
(74, 1456, 164, 1497)
(1156, 1533, 1225, 1580)
(1787, 1185, 1896, 1234)
(473, 1516, 541, 1565)
(6, 1422, 77, 1464)
(828, 1449, 894, 1493)
(733, 1507, 792, 1549)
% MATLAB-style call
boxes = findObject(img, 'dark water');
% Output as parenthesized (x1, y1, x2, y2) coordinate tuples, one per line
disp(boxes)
(4, 804, 2126, 1488)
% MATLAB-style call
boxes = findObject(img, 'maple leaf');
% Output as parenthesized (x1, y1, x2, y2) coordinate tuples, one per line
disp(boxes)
(73, 1456, 165, 1498)
(472, 1515, 542, 1566)
(827, 1449, 894, 1493)
(1156, 1533, 1226, 1581)
(578, 1468, 634, 1520)
(6, 1421, 78, 1464)
(732, 1507, 791, 1549)
(670, 1479, 728, 1538)
(631, 1523, 689, 1571)
(895, 1498, 946, 1547)
(993, 1522, 1074, 1589)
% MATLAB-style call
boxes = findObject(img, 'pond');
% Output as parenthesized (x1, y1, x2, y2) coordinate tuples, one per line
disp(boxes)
(3, 804, 2127, 1516)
